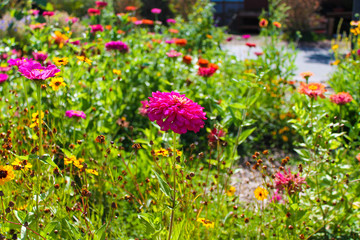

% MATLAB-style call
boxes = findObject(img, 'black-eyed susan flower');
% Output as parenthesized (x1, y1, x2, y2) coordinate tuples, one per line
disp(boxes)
(76, 56, 92, 65)
(86, 169, 99, 176)
(197, 218, 214, 228)
(73, 158, 84, 169)
(155, 148, 169, 157)
(12, 159, 32, 172)
(254, 187, 269, 201)
(49, 77, 66, 91)
(226, 186, 236, 197)
(53, 57, 69, 66)
(30, 111, 44, 128)
(64, 155, 76, 165)
(113, 69, 121, 76)
(0, 165, 15, 185)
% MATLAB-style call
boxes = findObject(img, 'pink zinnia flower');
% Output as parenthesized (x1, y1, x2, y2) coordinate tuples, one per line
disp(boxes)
(43, 11, 54, 17)
(0, 74, 8, 83)
(166, 50, 182, 58)
(29, 9, 40, 16)
(32, 52, 48, 62)
(246, 42, 256, 48)
(198, 63, 218, 77)
(0, 66, 11, 72)
(254, 52, 264, 56)
(298, 82, 327, 100)
(165, 39, 175, 44)
(90, 24, 104, 33)
(357, 49, 360, 56)
(208, 127, 226, 142)
(242, 34, 251, 39)
(65, 110, 86, 119)
(95, 1, 108, 8)
(8, 58, 36, 68)
(18, 61, 60, 81)
(105, 41, 129, 53)
(134, 20, 143, 25)
(139, 100, 149, 116)
(70, 40, 81, 46)
(66, 17, 79, 24)
(30, 23, 46, 30)
(274, 169, 306, 194)
(151, 8, 162, 14)
(1, 53, 8, 60)
(271, 189, 283, 203)
(167, 19, 176, 24)
(88, 8, 101, 16)
(330, 92, 353, 105)
(147, 91, 207, 134)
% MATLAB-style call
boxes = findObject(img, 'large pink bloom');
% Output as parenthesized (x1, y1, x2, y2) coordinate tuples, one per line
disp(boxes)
(105, 41, 129, 53)
(90, 24, 104, 33)
(147, 91, 207, 134)
(18, 62, 60, 81)
(8, 58, 36, 67)
(0, 74, 8, 83)
(197, 63, 218, 77)
(65, 110, 86, 119)
(151, 8, 162, 14)
(330, 92, 353, 105)
(274, 169, 306, 194)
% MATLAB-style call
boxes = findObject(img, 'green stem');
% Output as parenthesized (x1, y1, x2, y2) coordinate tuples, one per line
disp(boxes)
(167, 132, 177, 240)
(36, 83, 43, 236)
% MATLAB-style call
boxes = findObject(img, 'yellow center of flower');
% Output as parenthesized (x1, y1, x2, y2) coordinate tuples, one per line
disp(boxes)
(172, 96, 187, 104)
(308, 85, 318, 90)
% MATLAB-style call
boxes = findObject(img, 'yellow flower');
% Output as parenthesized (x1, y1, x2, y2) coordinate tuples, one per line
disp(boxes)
(331, 60, 340, 66)
(52, 31, 69, 48)
(64, 155, 76, 165)
(206, 34, 213, 39)
(155, 148, 169, 157)
(176, 150, 182, 156)
(30, 111, 44, 128)
(0, 165, 15, 185)
(113, 69, 121, 76)
(86, 169, 99, 176)
(254, 187, 268, 201)
(282, 135, 289, 142)
(49, 77, 66, 91)
(53, 57, 69, 66)
(12, 159, 32, 172)
(73, 158, 85, 169)
(331, 44, 339, 51)
(226, 186, 236, 196)
(197, 218, 214, 228)
(76, 56, 92, 65)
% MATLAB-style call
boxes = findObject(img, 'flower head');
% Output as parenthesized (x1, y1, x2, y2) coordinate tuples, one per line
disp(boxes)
(66, 17, 79, 24)
(169, 28, 179, 34)
(246, 42, 256, 48)
(271, 189, 283, 203)
(125, 6, 137, 11)
(151, 8, 162, 14)
(113, 69, 121, 76)
(142, 19, 154, 25)
(30, 23, 46, 30)
(0, 73, 8, 83)
(254, 51, 264, 56)
(43, 11, 54, 17)
(86, 169, 99, 175)
(105, 41, 129, 53)
(154, 148, 169, 157)
(32, 51, 48, 62)
(8, 58, 36, 68)
(298, 82, 327, 99)
(166, 50, 182, 58)
(254, 187, 268, 200)
(174, 38, 187, 46)
(76, 56, 92, 65)
(30, 111, 44, 128)
(273, 21, 282, 28)
(208, 127, 226, 142)
(147, 91, 207, 134)
(0, 165, 15, 185)
(88, 8, 101, 16)
(12, 159, 32, 172)
(65, 110, 86, 119)
(18, 62, 60, 81)
(139, 100, 149, 116)
(95, 1, 108, 8)
(197, 218, 214, 228)
(274, 169, 306, 194)
(198, 63, 218, 77)
(182, 55, 192, 64)
(330, 92, 353, 105)
(90, 24, 104, 33)
(52, 31, 69, 48)
(167, 18, 176, 24)
(300, 71, 314, 79)
(49, 77, 66, 91)
(259, 18, 268, 27)
(242, 34, 251, 39)
(198, 59, 209, 68)
(53, 57, 69, 66)
(226, 186, 236, 196)
(29, 9, 40, 16)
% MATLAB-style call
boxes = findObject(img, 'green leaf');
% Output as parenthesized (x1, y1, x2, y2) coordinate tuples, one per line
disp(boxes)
(229, 103, 246, 109)
(153, 170, 172, 199)
(237, 127, 256, 145)
(94, 224, 106, 240)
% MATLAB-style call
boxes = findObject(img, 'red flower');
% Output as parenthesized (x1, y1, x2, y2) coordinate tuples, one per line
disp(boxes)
(43, 11, 54, 17)
(208, 127, 226, 142)
(88, 8, 101, 16)
(298, 82, 327, 99)
(198, 63, 218, 77)
(125, 6, 137, 11)
(182, 55, 192, 64)
(95, 1, 108, 8)
(275, 169, 306, 195)
(246, 42, 256, 48)
(330, 92, 353, 105)
(174, 38, 187, 46)
(259, 18, 268, 27)
(198, 58, 209, 68)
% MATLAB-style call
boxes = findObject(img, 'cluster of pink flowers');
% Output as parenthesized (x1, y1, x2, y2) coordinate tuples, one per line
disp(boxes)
(274, 169, 306, 195)
(198, 63, 218, 77)
(105, 41, 129, 53)
(18, 61, 60, 81)
(151, 8, 162, 14)
(166, 50, 182, 58)
(146, 91, 207, 134)
(65, 110, 86, 119)
(90, 24, 104, 33)
(330, 92, 353, 105)
(0, 73, 8, 83)
(32, 52, 48, 62)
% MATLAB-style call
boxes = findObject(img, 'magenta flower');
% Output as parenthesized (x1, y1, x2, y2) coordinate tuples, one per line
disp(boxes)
(66, 17, 79, 24)
(70, 40, 81, 46)
(32, 52, 48, 62)
(167, 18, 176, 24)
(147, 91, 207, 134)
(246, 42, 256, 48)
(166, 50, 182, 58)
(65, 110, 86, 119)
(29, 9, 40, 16)
(357, 49, 360, 56)
(208, 127, 226, 142)
(0, 66, 11, 72)
(330, 92, 353, 105)
(90, 24, 104, 33)
(88, 8, 101, 16)
(226, 36, 233, 42)
(197, 64, 218, 78)
(139, 100, 149, 116)
(0, 73, 8, 83)
(271, 189, 283, 203)
(242, 34, 251, 39)
(254, 52, 264, 56)
(105, 41, 129, 53)
(151, 8, 162, 14)
(165, 39, 175, 44)
(18, 61, 60, 81)
(95, 1, 108, 8)
(8, 58, 36, 68)
(134, 20, 143, 25)
(274, 169, 306, 195)
(43, 11, 54, 17)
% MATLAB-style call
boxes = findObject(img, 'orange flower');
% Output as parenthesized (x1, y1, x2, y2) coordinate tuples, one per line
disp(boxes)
(105, 25, 112, 30)
(182, 55, 192, 64)
(175, 38, 187, 46)
(129, 17, 138, 23)
(273, 21, 281, 28)
(198, 58, 209, 68)
(259, 18, 268, 27)
(117, 29, 125, 34)
(152, 39, 161, 43)
(142, 19, 154, 25)
(300, 71, 314, 79)
(169, 28, 179, 34)
(125, 6, 137, 11)
(298, 82, 327, 99)
(52, 31, 69, 48)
